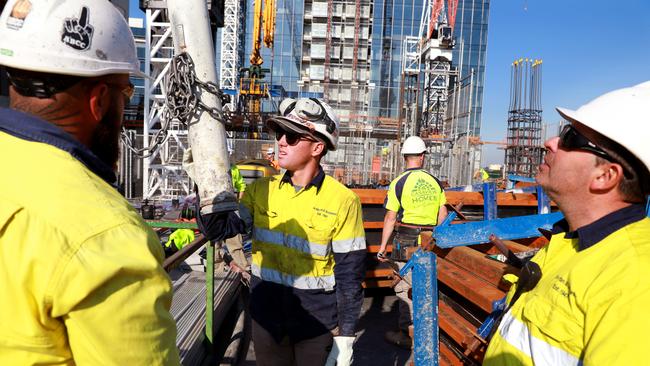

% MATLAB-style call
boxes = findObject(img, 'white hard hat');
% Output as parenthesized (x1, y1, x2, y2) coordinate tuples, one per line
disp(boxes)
(401, 136, 427, 155)
(556, 81, 650, 173)
(267, 98, 340, 150)
(266, 147, 275, 155)
(0, 0, 144, 78)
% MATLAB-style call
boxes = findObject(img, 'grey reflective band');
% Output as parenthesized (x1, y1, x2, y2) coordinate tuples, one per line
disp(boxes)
(254, 227, 330, 257)
(332, 237, 366, 253)
(498, 312, 582, 366)
(251, 264, 336, 291)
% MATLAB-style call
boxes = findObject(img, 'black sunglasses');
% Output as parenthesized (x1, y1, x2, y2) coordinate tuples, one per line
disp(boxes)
(558, 124, 615, 161)
(275, 130, 316, 146)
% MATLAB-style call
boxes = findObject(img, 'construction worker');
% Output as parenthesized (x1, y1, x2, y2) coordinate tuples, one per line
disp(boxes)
(229, 147, 247, 199)
(0, 1, 180, 364)
(377, 135, 448, 349)
(265, 146, 280, 170)
(484, 82, 650, 365)
(239, 98, 366, 366)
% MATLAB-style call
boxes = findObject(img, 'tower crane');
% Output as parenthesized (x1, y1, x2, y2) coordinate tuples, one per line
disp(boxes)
(238, 0, 276, 124)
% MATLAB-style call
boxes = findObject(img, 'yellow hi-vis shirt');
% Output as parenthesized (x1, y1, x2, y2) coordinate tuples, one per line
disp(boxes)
(0, 113, 179, 365)
(240, 170, 367, 341)
(241, 172, 366, 290)
(385, 168, 446, 226)
(484, 205, 650, 366)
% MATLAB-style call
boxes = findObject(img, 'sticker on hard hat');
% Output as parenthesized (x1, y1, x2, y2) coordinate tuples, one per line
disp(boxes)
(6, 0, 32, 30)
(61, 7, 94, 51)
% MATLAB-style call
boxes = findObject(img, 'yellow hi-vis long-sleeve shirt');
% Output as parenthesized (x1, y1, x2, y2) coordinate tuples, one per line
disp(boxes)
(484, 204, 650, 366)
(240, 169, 367, 341)
(0, 109, 179, 365)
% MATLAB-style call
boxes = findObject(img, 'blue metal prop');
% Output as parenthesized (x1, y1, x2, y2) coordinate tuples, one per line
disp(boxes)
(477, 297, 507, 339)
(433, 211, 564, 248)
(482, 182, 498, 220)
(536, 185, 551, 214)
(404, 250, 439, 366)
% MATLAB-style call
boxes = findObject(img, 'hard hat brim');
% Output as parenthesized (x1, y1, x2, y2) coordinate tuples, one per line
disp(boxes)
(556, 107, 603, 136)
(266, 116, 314, 136)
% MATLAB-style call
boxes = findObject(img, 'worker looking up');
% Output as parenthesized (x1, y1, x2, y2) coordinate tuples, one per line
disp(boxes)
(484, 82, 650, 365)
(265, 146, 280, 170)
(0, 0, 179, 364)
(377, 135, 448, 350)
(239, 98, 366, 366)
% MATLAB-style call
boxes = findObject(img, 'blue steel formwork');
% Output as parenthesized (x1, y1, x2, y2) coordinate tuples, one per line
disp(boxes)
(402, 182, 562, 364)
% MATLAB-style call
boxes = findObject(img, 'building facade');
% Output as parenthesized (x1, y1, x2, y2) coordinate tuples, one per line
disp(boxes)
(452, 0, 490, 135)
(240, 0, 489, 135)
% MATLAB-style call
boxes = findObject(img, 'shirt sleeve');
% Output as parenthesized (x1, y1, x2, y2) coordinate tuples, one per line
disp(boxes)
(51, 223, 180, 366)
(384, 180, 401, 212)
(332, 194, 367, 336)
(439, 189, 447, 207)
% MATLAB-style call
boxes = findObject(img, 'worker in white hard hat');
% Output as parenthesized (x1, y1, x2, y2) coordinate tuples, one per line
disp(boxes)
(265, 146, 280, 170)
(484, 82, 650, 365)
(0, 0, 179, 364)
(239, 98, 366, 366)
(377, 135, 448, 350)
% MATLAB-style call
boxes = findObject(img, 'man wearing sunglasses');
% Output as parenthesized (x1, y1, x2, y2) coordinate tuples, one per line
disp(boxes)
(485, 82, 650, 365)
(0, 1, 179, 364)
(239, 98, 366, 366)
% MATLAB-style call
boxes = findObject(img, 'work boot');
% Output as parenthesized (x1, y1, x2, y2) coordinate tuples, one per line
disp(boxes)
(384, 329, 412, 350)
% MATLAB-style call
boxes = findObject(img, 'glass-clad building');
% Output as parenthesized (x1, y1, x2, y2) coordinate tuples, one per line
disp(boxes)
(452, 0, 490, 135)
(237, 0, 489, 137)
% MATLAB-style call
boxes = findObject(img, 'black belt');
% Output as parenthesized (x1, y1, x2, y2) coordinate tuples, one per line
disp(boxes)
(395, 223, 435, 235)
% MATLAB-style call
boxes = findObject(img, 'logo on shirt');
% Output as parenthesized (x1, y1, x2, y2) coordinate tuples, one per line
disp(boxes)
(313, 207, 336, 218)
(411, 178, 438, 204)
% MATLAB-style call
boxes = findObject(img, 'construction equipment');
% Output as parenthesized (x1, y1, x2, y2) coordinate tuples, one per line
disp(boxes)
(238, 0, 276, 124)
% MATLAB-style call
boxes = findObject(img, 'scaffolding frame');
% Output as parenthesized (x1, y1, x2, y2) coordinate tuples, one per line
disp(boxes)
(142, 7, 191, 200)
(505, 58, 544, 177)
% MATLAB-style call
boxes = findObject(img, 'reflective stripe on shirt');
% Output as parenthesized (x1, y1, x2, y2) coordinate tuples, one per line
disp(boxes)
(251, 263, 336, 290)
(499, 312, 582, 366)
(254, 227, 330, 257)
(332, 236, 366, 253)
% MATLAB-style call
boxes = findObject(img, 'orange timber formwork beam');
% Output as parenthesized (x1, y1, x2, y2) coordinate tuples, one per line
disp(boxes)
(352, 188, 555, 207)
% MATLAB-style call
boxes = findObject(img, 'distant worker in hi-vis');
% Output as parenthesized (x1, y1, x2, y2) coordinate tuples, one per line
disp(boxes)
(377, 135, 448, 350)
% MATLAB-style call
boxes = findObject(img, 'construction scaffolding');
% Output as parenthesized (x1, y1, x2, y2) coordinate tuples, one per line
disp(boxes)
(504, 58, 544, 177)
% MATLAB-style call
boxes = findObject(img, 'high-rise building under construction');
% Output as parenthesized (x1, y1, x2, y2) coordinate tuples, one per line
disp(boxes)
(236, 0, 490, 185)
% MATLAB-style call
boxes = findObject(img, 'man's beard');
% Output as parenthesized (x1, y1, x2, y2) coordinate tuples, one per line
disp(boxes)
(89, 99, 122, 170)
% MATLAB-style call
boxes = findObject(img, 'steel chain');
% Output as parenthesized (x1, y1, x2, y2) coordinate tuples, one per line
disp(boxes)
(121, 52, 226, 158)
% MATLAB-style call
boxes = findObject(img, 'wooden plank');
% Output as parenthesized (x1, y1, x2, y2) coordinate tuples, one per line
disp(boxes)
(362, 279, 393, 288)
(365, 268, 394, 278)
(482, 239, 536, 255)
(364, 221, 384, 229)
(434, 246, 519, 286)
(439, 342, 464, 366)
(437, 257, 505, 313)
(439, 301, 477, 347)
(352, 188, 556, 207)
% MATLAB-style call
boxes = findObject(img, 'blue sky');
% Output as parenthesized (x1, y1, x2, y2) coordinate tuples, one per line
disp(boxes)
(480, 0, 650, 164)
(129, 0, 650, 165)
